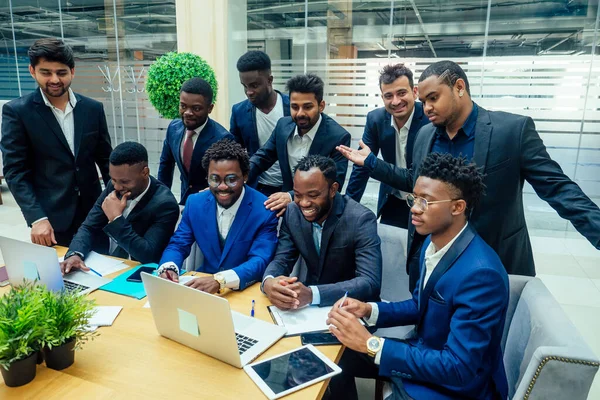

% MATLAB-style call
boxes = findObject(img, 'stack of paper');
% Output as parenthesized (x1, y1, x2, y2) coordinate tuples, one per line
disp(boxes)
(268, 305, 364, 336)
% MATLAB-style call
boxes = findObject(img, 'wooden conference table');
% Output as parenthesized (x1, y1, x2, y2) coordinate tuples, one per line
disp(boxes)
(0, 247, 344, 399)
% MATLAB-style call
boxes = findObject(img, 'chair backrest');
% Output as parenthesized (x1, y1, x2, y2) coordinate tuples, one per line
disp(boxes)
(504, 276, 599, 400)
(376, 223, 411, 303)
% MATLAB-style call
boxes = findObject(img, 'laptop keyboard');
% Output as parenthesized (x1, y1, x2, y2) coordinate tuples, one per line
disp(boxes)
(63, 280, 90, 293)
(235, 333, 258, 355)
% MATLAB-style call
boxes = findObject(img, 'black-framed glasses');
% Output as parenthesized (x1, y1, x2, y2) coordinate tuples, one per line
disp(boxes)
(406, 193, 459, 212)
(207, 174, 241, 188)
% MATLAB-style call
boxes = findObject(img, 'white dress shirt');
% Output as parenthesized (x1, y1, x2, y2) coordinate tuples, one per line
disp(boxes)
(255, 94, 284, 187)
(40, 87, 77, 155)
(365, 222, 469, 365)
(391, 109, 414, 199)
(108, 178, 152, 255)
(179, 118, 208, 161)
(287, 114, 322, 173)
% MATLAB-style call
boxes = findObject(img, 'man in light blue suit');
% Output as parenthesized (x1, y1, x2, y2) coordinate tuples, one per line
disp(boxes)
(157, 139, 278, 293)
(327, 153, 509, 400)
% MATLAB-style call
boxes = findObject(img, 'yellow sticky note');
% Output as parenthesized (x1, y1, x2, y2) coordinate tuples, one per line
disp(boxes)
(177, 308, 199, 337)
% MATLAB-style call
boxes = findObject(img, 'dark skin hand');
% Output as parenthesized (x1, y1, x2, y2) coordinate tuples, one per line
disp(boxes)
(184, 276, 220, 294)
(326, 297, 373, 353)
(264, 276, 300, 310)
(59, 255, 90, 275)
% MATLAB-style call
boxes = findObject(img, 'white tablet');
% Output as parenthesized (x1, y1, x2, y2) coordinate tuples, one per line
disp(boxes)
(244, 344, 342, 399)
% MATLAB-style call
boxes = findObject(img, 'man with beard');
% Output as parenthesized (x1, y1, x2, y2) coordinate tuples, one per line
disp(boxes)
(61, 142, 179, 272)
(337, 60, 600, 292)
(262, 155, 381, 308)
(247, 73, 351, 217)
(230, 51, 290, 197)
(158, 77, 234, 205)
(158, 140, 278, 294)
(1, 38, 112, 246)
(345, 64, 429, 229)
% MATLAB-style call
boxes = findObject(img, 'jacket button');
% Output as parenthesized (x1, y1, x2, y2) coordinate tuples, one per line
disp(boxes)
(75, 167, 80, 172)
(189, 185, 193, 188)
(74, 186, 79, 192)
(418, 338, 424, 344)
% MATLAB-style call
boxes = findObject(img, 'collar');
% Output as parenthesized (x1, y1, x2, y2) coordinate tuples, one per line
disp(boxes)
(191, 118, 209, 135)
(425, 222, 469, 260)
(39, 87, 77, 110)
(216, 186, 246, 216)
(391, 106, 415, 133)
(128, 177, 152, 206)
(293, 114, 322, 140)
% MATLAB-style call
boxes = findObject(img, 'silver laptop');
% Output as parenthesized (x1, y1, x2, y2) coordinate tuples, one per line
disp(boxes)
(142, 272, 287, 368)
(0, 236, 109, 295)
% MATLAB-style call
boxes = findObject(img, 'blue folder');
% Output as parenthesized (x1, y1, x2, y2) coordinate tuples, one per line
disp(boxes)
(99, 263, 158, 300)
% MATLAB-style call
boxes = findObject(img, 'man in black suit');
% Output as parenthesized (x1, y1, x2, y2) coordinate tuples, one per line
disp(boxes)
(61, 142, 179, 273)
(337, 60, 600, 291)
(158, 77, 234, 205)
(0, 38, 112, 247)
(345, 64, 429, 229)
(262, 155, 381, 308)
(247, 73, 351, 216)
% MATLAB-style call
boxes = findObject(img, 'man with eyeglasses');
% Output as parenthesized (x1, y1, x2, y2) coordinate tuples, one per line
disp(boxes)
(326, 152, 509, 400)
(157, 140, 279, 293)
(157, 77, 234, 205)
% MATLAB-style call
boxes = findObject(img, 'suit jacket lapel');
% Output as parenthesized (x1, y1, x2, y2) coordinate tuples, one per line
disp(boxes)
(307, 114, 328, 155)
(125, 177, 158, 222)
(406, 104, 425, 167)
(32, 92, 73, 157)
(473, 106, 492, 174)
(203, 195, 223, 261)
(175, 123, 188, 178)
(247, 102, 260, 152)
(317, 194, 344, 279)
(417, 225, 476, 324)
(279, 122, 296, 185)
(299, 214, 320, 272)
(72, 94, 85, 160)
(413, 129, 435, 182)
(380, 113, 396, 163)
(220, 189, 251, 264)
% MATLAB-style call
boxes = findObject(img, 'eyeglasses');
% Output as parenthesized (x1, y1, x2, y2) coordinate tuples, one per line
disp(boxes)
(406, 193, 459, 212)
(207, 174, 241, 188)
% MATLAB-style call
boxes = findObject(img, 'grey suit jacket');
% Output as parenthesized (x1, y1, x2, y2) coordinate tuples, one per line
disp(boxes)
(263, 193, 382, 306)
(367, 104, 600, 290)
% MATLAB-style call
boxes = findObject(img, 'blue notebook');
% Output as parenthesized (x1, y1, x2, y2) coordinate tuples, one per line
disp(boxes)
(99, 263, 158, 299)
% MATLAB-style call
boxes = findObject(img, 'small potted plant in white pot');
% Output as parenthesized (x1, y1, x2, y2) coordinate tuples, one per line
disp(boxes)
(0, 281, 45, 387)
(41, 289, 97, 370)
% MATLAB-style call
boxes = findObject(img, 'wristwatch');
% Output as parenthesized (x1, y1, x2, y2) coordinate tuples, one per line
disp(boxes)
(64, 250, 84, 261)
(366, 336, 383, 358)
(214, 273, 226, 294)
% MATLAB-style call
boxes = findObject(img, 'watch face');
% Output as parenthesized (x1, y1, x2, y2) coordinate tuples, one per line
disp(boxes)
(368, 337, 380, 350)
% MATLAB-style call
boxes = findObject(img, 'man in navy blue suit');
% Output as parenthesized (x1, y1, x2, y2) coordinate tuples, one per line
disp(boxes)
(247, 73, 351, 217)
(157, 77, 234, 205)
(345, 64, 429, 229)
(230, 51, 290, 197)
(158, 139, 278, 293)
(327, 153, 509, 400)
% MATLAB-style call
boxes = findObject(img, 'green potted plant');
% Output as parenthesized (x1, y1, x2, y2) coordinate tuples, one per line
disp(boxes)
(41, 289, 97, 371)
(0, 281, 45, 387)
(146, 51, 218, 119)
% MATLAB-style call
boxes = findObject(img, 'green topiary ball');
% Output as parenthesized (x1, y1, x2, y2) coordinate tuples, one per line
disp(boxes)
(146, 52, 218, 119)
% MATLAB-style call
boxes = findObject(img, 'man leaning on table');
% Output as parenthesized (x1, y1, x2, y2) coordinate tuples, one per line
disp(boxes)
(61, 142, 179, 273)
(158, 139, 279, 293)
(261, 155, 382, 309)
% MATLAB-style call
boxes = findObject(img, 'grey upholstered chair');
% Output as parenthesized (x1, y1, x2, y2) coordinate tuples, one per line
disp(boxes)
(503, 275, 599, 400)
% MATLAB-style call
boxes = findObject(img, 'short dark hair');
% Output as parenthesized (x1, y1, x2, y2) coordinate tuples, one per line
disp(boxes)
(379, 63, 414, 88)
(286, 73, 324, 103)
(110, 142, 148, 166)
(201, 139, 250, 176)
(236, 51, 271, 73)
(419, 60, 471, 95)
(181, 77, 214, 104)
(418, 152, 485, 217)
(28, 38, 75, 69)
(294, 155, 337, 186)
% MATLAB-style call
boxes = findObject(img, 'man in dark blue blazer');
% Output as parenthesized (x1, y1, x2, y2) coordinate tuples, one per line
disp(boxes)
(247, 74, 351, 217)
(1, 38, 112, 247)
(346, 64, 429, 229)
(158, 77, 234, 205)
(338, 60, 600, 291)
(230, 51, 290, 197)
(327, 153, 509, 400)
(60, 142, 179, 272)
(158, 140, 278, 293)
(262, 155, 381, 308)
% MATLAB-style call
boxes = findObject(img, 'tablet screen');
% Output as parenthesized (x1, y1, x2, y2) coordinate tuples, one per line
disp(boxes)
(248, 347, 334, 395)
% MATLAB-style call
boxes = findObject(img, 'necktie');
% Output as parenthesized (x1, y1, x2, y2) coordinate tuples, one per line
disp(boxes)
(182, 130, 195, 173)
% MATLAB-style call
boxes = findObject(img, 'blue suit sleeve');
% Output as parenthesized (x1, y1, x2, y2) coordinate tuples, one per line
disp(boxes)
(158, 198, 196, 269)
(378, 267, 508, 388)
(157, 124, 176, 190)
(231, 210, 279, 290)
(346, 113, 380, 201)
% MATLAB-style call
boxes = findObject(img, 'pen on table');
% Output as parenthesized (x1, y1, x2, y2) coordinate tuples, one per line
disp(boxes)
(251, 300, 255, 317)
(339, 291, 348, 308)
(88, 267, 102, 278)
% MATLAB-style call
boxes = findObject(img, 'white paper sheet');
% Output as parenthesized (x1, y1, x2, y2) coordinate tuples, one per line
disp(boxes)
(268, 305, 365, 336)
(88, 306, 123, 327)
(59, 251, 127, 277)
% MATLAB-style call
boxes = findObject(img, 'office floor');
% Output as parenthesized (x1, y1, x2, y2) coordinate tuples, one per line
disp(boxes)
(0, 182, 598, 399)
